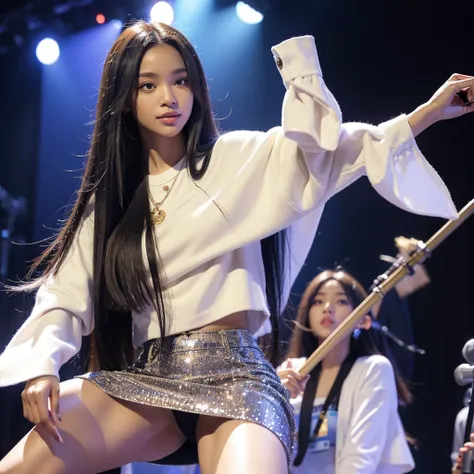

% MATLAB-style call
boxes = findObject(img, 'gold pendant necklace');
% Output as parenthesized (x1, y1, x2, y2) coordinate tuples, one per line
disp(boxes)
(148, 160, 184, 225)
(151, 207, 167, 225)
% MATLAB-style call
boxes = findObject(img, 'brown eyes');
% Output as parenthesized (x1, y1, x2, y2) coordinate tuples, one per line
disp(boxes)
(138, 78, 189, 91)
(139, 82, 155, 91)
(312, 299, 349, 306)
(175, 78, 189, 86)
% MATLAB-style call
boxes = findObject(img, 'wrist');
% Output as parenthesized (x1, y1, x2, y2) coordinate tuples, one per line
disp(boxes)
(407, 102, 438, 137)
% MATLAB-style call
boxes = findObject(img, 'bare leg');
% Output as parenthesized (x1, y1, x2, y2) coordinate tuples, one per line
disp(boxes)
(196, 416, 288, 474)
(0, 379, 185, 474)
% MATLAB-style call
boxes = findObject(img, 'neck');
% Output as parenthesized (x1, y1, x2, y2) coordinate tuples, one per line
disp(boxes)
(141, 131, 186, 175)
(320, 339, 351, 369)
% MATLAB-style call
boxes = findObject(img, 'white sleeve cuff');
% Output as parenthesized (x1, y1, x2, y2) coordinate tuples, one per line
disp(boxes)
(271, 36, 322, 85)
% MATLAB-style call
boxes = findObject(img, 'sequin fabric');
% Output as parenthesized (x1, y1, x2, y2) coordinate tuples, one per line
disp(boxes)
(79, 329, 295, 465)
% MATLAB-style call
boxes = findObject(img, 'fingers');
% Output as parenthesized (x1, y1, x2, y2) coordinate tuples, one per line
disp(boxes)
(279, 369, 310, 398)
(449, 73, 474, 81)
(438, 77, 474, 109)
(453, 455, 462, 473)
(456, 87, 474, 106)
(460, 439, 474, 456)
(453, 94, 471, 107)
(277, 359, 310, 398)
(50, 384, 61, 425)
(395, 236, 414, 252)
(22, 386, 42, 425)
(36, 388, 64, 443)
(463, 441, 474, 451)
(276, 358, 294, 376)
(281, 377, 301, 398)
(22, 379, 63, 444)
(448, 78, 474, 101)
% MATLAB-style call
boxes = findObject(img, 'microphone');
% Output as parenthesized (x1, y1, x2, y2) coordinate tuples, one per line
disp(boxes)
(455, 364, 474, 386)
(463, 340, 474, 365)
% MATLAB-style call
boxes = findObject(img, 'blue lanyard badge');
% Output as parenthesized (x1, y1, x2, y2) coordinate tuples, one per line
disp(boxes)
(307, 405, 337, 453)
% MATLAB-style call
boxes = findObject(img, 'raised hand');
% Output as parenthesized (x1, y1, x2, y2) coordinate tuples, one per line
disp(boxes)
(408, 74, 474, 136)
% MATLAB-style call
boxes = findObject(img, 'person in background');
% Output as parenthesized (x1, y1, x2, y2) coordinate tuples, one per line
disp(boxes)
(278, 269, 414, 473)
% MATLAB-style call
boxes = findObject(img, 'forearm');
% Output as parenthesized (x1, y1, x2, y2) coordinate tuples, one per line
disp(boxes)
(395, 263, 431, 298)
(407, 103, 438, 137)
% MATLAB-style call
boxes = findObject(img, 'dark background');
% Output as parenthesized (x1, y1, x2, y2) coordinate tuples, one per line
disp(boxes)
(0, 0, 473, 472)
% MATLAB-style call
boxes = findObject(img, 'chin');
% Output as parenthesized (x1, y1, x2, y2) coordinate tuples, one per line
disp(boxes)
(161, 130, 182, 138)
(314, 329, 332, 340)
(154, 126, 184, 138)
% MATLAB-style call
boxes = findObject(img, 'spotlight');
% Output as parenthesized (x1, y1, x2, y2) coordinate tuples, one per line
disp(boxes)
(235, 1, 263, 24)
(111, 19, 123, 31)
(35, 38, 60, 65)
(150, 2, 174, 25)
(96, 13, 106, 25)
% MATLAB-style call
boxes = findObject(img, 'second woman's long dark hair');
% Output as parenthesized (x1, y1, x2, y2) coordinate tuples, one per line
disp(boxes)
(287, 269, 412, 404)
(19, 20, 287, 371)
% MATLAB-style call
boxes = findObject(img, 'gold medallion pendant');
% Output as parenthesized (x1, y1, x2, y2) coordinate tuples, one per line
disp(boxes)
(151, 207, 166, 225)
(148, 161, 185, 226)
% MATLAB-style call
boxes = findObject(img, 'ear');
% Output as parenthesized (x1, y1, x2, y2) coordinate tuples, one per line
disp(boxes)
(356, 314, 372, 331)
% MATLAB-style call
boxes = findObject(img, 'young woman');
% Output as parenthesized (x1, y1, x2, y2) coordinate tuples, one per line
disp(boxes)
(278, 269, 414, 473)
(0, 19, 471, 474)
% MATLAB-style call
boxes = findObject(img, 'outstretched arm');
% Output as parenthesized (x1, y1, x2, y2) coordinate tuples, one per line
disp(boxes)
(210, 36, 465, 253)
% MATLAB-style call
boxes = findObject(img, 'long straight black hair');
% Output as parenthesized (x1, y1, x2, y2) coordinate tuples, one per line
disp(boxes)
(21, 20, 286, 370)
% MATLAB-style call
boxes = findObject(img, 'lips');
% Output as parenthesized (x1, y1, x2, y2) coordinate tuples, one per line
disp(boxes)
(321, 317, 334, 327)
(157, 112, 180, 119)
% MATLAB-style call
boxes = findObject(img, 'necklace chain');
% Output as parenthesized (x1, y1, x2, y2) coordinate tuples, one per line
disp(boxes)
(148, 160, 185, 225)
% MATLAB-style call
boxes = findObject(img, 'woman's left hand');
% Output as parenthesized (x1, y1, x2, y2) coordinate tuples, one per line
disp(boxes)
(452, 433, 474, 473)
(394, 236, 419, 259)
(426, 74, 474, 121)
(408, 74, 474, 136)
(460, 432, 474, 455)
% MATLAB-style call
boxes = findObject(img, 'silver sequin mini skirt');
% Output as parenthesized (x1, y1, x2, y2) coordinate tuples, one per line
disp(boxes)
(78, 329, 295, 466)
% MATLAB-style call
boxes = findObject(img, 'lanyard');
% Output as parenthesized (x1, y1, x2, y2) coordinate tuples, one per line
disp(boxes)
(293, 353, 356, 467)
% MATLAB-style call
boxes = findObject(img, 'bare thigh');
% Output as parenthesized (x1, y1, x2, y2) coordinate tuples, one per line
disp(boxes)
(0, 378, 185, 474)
(196, 416, 288, 474)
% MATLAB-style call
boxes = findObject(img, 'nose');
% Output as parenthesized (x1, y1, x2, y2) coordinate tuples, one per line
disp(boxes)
(159, 84, 177, 107)
(323, 302, 333, 314)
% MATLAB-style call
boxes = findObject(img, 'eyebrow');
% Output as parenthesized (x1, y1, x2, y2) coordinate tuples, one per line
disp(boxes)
(139, 67, 188, 78)
(314, 292, 347, 297)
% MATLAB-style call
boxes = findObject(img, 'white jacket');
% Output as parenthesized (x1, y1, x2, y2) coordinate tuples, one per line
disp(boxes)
(289, 355, 414, 474)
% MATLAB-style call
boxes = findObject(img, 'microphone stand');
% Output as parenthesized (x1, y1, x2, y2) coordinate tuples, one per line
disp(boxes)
(299, 198, 474, 377)
(462, 377, 474, 473)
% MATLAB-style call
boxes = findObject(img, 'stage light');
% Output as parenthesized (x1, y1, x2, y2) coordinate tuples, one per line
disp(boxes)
(150, 2, 174, 25)
(111, 19, 123, 31)
(235, 1, 263, 24)
(36, 38, 60, 65)
(96, 14, 106, 25)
